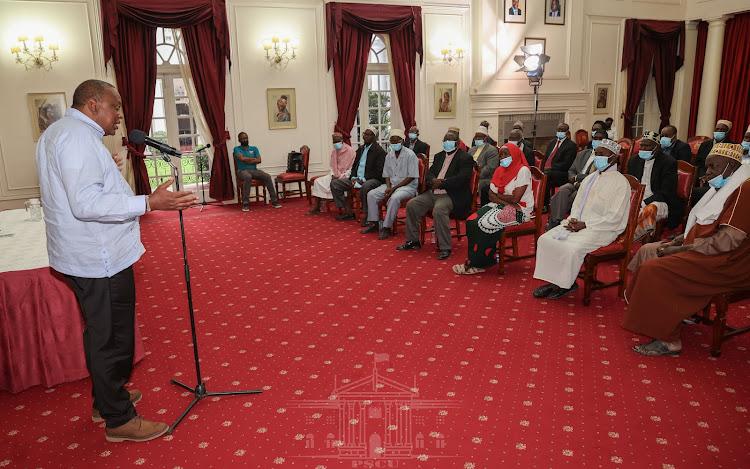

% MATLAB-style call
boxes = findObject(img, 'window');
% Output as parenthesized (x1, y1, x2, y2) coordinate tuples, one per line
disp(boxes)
(632, 95, 646, 138)
(144, 28, 208, 193)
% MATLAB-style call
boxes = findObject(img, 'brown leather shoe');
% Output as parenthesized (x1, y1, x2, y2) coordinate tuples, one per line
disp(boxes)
(92, 389, 142, 422)
(105, 416, 169, 443)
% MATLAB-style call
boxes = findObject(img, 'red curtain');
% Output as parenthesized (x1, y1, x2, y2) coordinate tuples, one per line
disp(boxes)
(716, 13, 750, 143)
(687, 21, 708, 138)
(621, 20, 685, 139)
(100, 0, 233, 199)
(326, 2, 423, 142)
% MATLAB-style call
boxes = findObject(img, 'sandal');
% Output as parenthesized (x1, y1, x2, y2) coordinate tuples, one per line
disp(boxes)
(452, 264, 485, 275)
(632, 340, 681, 357)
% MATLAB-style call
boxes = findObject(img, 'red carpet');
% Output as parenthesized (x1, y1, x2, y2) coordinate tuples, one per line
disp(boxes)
(2, 198, 749, 468)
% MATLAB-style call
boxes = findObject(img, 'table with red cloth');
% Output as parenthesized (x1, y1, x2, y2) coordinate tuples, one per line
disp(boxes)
(0, 209, 145, 394)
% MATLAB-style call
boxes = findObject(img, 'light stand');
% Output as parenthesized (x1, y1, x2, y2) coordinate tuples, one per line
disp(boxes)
(513, 45, 550, 151)
(189, 145, 222, 212)
(158, 153, 262, 435)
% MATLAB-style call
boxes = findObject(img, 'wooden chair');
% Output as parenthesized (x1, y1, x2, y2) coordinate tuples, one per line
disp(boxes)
(577, 175, 645, 306)
(696, 291, 750, 357)
(534, 150, 546, 169)
(618, 147, 631, 174)
(275, 145, 310, 200)
(424, 143, 431, 168)
(420, 168, 479, 244)
(687, 136, 711, 166)
(575, 129, 589, 152)
(616, 138, 634, 158)
(497, 166, 547, 274)
(236, 173, 267, 206)
(653, 160, 697, 240)
(632, 138, 642, 155)
(378, 156, 426, 234)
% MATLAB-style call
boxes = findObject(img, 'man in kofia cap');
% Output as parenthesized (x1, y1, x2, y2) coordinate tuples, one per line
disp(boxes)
(469, 123, 499, 206)
(696, 119, 735, 179)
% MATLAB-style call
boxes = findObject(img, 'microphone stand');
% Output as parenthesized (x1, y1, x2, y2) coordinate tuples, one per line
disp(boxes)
(190, 146, 222, 212)
(158, 153, 262, 434)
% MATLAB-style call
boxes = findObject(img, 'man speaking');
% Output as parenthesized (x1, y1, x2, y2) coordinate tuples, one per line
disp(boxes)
(35, 79, 198, 442)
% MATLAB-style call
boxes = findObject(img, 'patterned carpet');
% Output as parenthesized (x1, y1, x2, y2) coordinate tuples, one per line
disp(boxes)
(1, 198, 749, 468)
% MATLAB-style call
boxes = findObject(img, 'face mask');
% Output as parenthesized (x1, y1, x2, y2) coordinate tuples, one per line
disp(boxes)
(660, 137, 673, 148)
(556, 132, 566, 140)
(443, 140, 456, 152)
(708, 163, 731, 189)
(591, 140, 601, 150)
(333, 142, 343, 150)
(742, 141, 750, 152)
(593, 156, 611, 172)
(408, 133, 418, 141)
(474, 140, 485, 147)
(391, 143, 402, 152)
(638, 149, 653, 160)
(714, 131, 726, 141)
(499, 156, 512, 168)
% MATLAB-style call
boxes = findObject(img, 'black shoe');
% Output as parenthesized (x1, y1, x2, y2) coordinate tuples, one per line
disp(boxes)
(547, 282, 579, 300)
(361, 223, 379, 234)
(360, 219, 370, 227)
(437, 250, 451, 260)
(335, 213, 356, 221)
(532, 283, 557, 298)
(396, 241, 422, 251)
(378, 228, 392, 240)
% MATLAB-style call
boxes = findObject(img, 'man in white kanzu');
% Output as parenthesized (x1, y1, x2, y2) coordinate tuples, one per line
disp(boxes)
(532, 139, 632, 300)
(36, 79, 197, 442)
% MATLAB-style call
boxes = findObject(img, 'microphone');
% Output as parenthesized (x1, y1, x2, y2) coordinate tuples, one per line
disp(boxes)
(128, 129, 182, 157)
(194, 143, 211, 152)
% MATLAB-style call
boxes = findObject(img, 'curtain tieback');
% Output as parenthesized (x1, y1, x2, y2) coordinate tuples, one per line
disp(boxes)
(122, 137, 146, 161)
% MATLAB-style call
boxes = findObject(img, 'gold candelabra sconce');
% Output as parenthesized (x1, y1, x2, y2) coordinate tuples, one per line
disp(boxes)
(10, 35, 59, 71)
(441, 42, 464, 65)
(263, 36, 298, 70)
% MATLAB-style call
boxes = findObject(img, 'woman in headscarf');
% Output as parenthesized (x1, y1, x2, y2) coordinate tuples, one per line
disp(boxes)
(453, 143, 533, 274)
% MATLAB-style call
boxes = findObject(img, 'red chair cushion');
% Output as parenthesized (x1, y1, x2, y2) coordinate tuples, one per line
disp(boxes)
(505, 220, 535, 232)
(677, 171, 692, 198)
(276, 172, 305, 181)
(589, 240, 625, 255)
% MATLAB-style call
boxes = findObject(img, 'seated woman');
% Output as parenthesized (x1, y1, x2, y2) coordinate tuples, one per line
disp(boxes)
(532, 139, 631, 300)
(452, 143, 533, 275)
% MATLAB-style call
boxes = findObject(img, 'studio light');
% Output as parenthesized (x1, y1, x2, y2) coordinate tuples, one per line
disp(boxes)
(513, 44, 551, 149)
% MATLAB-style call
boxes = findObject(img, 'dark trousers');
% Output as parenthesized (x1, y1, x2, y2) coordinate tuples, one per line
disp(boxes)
(64, 266, 138, 428)
(543, 169, 569, 205)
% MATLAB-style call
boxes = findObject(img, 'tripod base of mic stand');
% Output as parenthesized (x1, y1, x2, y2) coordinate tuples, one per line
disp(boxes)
(189, 201, 224, 212)
(168, 379, 262, 434)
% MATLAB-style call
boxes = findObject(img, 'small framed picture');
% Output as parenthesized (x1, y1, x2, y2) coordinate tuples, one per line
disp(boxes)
(504, 0, 526, 24)
(434, 83, 457, 119)
(545, 0, 565, 25)
(524, 38, 546, 55)
(593, 83, 612, 115)
(28, 92, 66, 141)
(266, 88, 297, 130)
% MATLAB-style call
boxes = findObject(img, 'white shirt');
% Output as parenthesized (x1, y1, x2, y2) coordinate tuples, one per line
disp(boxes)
(35, 108, 146, 278)
(490, 166, 534, 216)
(641, 158, 655, 201)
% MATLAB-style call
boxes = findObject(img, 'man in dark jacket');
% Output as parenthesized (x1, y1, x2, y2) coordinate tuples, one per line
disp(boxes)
(543, 122, 578, 206)
(397, 130, 474, 260)
(331, 128, 387, 225)
(404, 125, 429, 157)
(509, 128, 534, 168)
(695, 119, 734, 179)
(659, 125, 692, 163)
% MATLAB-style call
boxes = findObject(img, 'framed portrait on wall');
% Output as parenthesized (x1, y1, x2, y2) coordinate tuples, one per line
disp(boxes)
(593, 83, 612, 115)
(28, 92, 66, 141)
(545, 0, 565, 26)
(523, 38, 546, 54)
(266, 88, 297, 130)
(434, 83, 457, 119)
(504, 0, 526, 24)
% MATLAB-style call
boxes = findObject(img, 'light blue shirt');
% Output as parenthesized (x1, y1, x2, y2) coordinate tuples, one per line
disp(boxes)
(382, 146, 419, 190)
(35, 108, 146, 278)
(354, 144, 371, 188)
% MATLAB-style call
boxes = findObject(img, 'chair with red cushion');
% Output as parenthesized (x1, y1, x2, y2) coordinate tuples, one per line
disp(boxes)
(653, 160, 697, 240)
(236, 172, 267, 206)
(616, 138, 633, 158)
(423, 143, 431, 168)
(632, 138, 642, 155)
(275, 145, 310, 200)
(575, 129, 589, 152)
(577, 175, 645, 306)
(497, 166, 547, 274)
(533, 150, 546, 169)
(420, 168, 479, 243)
(687, 136, 711, 166)
(378, 156, 426, 234)
(618, 147, 630, 174)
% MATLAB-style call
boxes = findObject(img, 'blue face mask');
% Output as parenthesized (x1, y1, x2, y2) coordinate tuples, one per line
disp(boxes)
(708, 163, 731, 189)
(499, 156, 512, 168)
(660, 137, 673, 148)
(591, 140, 602, 150)
(474, 139, 485, 147)
(333, 142, 343, 150)
(443, 140, 457, 152)
(714, 131, 726, 141)
(741, 141, 750, 152)
(391, 143, 402, 152)
(638, 149, 653, 160)
(408, 133, 418, 141)
(556, 132, 567, 140)
(593, 156, 611, 172)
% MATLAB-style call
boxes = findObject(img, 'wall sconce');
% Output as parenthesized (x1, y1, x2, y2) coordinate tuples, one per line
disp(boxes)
(441, 42, 463, 65)
(263, 36, 298, 70)
(10, 35, 59, 71)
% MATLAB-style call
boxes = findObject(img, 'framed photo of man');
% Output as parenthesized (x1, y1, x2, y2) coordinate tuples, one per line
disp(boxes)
(266, 88, 297, 130)
(593, 83, 612, 115)
(545, 0, 565, 25)
(504, 0, 526, 24)
(28, 92, 66, 141)
(434, 83, 457, 119)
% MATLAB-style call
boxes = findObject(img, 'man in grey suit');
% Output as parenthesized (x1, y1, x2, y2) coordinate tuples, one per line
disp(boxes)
(509, 128, 534, 167)
(469, 125, 499, 206)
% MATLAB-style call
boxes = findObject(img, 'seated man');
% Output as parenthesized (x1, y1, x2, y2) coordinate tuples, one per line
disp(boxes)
(696, 119, 734, 179)
(397, 130, 473, 260)
(307, 132, 356, 215)
(330, 128, 387, 225)
(448, 126, 469, 152)
(623, 143, 750, 356)
(469, 124, 499, 206)
(532, 139, 631, 300)
(743, 125, 750, 165)
(546, 130, 608, 230)
(512, 120, 532, 150)
(659, 125, 692, 163)
(404, 125, 428, 156)
(480, 120, 496, 146)
(361, 129, 420, 240)
(508, 128, 534, 168)
(628, 131, 682, 241)
(604, 117, 618, 141)
(543, 122, 578, 193)
(585, 120, 606, 149)
(234, 132, 282, 210)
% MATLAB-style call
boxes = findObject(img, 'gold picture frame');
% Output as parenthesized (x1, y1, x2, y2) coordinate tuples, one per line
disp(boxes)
(593, 83, 612, 115)
(266, 88, 297, 130)
(28, 92, 66, 141)
(434, 83, 457, 119)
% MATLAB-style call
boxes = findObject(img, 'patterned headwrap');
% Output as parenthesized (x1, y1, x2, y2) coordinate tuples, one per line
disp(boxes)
(708, 143, 743, 163)
(366, 127, 378, 137)
(599, 139, 621, 156)
(476, 125, 489, 135)
(642, 130, 659, 143)
(448, 126, 460, 133)
(390, 128, 405, 139)
(716, 119, 733, 130)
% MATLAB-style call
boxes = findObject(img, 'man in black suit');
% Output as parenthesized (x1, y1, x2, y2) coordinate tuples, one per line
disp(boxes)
(627, 131, 682, 240)
(398, 130, 474, 260)
(691, 119, 735, 206)
(509, 128, 534, 167)
(404, 125, 428, 157)
(331, 128, 387, 225)
(508, 0, 521, 15)
(659, 125, 692, 163)
(543, 123, 578, 206)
